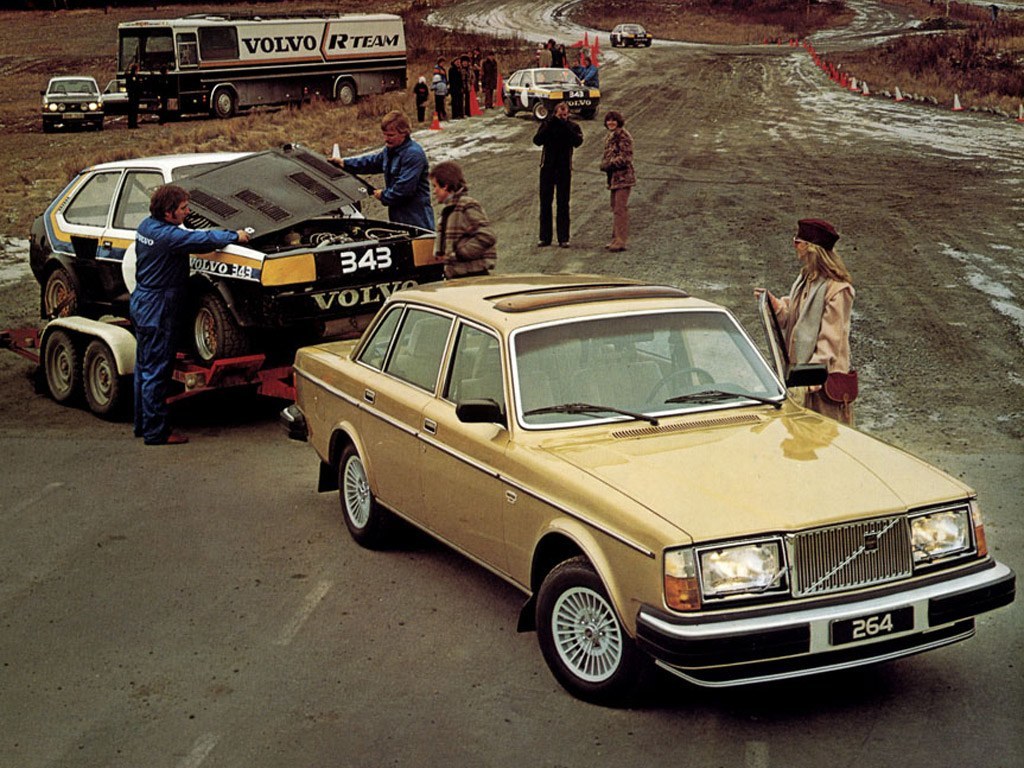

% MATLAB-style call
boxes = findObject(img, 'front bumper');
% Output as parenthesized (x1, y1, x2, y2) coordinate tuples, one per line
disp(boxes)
(636, 560, 1015, 687)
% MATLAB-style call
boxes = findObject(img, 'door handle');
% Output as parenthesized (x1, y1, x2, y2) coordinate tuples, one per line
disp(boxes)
(423, 419, 437, 435)
(363, 389, 375, 404)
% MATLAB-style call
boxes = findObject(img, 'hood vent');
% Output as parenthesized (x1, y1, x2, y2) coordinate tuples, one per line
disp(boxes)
(612, 412, 763, 439)
(234, 189, 290, 222)
(188, 188, 239, 219)
(289, 171, 341, 204)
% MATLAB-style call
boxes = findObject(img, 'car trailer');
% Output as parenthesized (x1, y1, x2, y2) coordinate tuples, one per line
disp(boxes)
(1, 316, 295, 420)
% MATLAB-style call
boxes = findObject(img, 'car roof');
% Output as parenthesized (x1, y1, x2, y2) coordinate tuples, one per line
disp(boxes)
(390, 274, 722, 330)
(49, 76, 98, 84)
(84, 152, 251, 174)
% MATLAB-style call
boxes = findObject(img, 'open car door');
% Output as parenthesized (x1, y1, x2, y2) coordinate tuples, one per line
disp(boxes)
(758, 292, 828, 389)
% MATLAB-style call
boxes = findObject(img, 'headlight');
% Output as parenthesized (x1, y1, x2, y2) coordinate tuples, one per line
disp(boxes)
(88, 101, 99, 111)
(699, 540, 784, 597)
(665, 539, 786, 611)
(911, 505, 974, 564)
(47, 103, 58, 112)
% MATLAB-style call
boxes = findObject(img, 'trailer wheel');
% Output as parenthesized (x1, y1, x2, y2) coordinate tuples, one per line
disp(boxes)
(212, 88, 237, 119)
(44, 329, 82, 404)
(192, 292, 250, 363)
(336, 81, 357, 106)
(43, 266, 79, 318)
(83, 339, 129, 419)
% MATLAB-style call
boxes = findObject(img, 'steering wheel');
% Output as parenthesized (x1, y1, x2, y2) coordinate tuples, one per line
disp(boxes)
(647, 367, 715, 402)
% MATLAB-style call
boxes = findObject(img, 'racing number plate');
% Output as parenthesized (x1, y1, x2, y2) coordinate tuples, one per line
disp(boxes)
(830, 607, 913, 646)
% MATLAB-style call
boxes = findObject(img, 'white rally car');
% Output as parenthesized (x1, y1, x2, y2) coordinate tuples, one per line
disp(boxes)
(501, 67, 600, 121)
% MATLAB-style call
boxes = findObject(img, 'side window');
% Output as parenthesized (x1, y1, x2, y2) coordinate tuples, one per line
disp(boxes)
(177, 33, 199, 67)
(444, 324, 503, 411)
(63, 172, 122, 227)
(112, 171, 163, 230)
(357, 306, 403, 371)
(199, 27, 239, 61)
(384, 309, 453, 391)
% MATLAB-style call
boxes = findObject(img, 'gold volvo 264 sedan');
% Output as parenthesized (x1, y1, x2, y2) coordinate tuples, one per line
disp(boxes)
(282, 275, 1015, 705)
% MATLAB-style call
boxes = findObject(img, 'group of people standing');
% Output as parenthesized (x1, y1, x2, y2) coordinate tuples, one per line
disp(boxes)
(417, 50, 500, 123)
(131, 86, 855, 445)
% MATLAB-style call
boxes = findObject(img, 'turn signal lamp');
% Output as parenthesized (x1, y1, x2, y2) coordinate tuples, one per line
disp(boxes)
(664, 549, 700, 611)
(971, 500, 988, 557)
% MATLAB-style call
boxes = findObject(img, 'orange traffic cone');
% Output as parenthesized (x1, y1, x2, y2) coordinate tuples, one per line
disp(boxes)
(495, 75, 504, 107)
(861, 81, 870, 96)
(469, 85, 484, 116)
(952, 93, 964, 111)
(583, 31, 589, 47)
(430, 111, 442, 130)
(894, 86, 905, 102)
(590, 42, 599, 65)
(1017, 104, 1023, 123)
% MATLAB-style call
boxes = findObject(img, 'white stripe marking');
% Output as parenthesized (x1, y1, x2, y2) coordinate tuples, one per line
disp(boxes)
(4, 482, 63, 517)
(178, 733, 219, 768)
(276, 579, 332, 646)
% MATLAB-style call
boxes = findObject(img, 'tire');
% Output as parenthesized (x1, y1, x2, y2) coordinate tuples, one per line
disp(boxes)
(338, 444, 392, 549)
(43, 266, 79, 318)
(44, 329, 82, 405)
(192, 291, 250, 363)
(82, 339, 129, 419)
(336, 82, 357, 106)
(503, 100, 515, 117)
(536, 556, 646, 706)
(212, 88, 237, 119)
(532, 100, 550, 121)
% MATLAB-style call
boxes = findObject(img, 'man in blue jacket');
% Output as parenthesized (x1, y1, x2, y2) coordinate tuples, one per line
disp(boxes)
(331, 110, 435, 231)
(131, 184, 249, 445)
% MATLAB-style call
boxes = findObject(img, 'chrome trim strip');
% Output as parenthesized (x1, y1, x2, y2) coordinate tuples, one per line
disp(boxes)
(296, 366, 656, 559)
(638, 562, 1012, 647)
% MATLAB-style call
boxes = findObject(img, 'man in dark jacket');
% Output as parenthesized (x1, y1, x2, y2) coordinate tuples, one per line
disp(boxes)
(448, 58, 464, 119)
(532, 102, 584, 247)
(131, 185, 249, 445)
(332, 110, 435, 231)
(480, 51, 498, 109)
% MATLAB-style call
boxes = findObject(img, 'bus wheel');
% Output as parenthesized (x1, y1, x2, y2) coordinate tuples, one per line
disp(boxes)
(212, 88, 237, 119)
(337, 82, 357, 106)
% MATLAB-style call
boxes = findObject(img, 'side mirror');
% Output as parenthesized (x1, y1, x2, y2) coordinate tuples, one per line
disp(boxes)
(456, 399, 506, 427)
(786, 363, 828, 388)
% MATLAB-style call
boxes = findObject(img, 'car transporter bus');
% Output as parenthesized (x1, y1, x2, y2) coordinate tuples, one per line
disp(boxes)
(117, 12, 407, 119)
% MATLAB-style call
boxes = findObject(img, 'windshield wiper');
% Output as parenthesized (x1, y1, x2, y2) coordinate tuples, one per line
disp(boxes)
(665, 389, 783, 409)
(523, 402, 659, 426)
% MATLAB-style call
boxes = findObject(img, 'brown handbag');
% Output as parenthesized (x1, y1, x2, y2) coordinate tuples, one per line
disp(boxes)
(823, 370, 859, 404)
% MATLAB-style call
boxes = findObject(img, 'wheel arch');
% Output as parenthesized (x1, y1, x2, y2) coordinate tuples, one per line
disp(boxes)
(333, 76, 357, 104)
(42, 317, 136, 375)
(319, 424, 374, 495)
(518, 522, 635, 634)
(188, 275, 253, 327)
(210, 83, 240, 117)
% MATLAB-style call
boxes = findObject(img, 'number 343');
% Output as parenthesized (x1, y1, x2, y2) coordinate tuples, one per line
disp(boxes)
(339, 246, 392, 275)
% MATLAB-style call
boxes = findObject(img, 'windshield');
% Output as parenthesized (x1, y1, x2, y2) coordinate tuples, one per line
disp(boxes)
(48, 79, 99, 96)
(512, 310, 784, 428)
(533, 68, 583, 87)
(119, 29, 175, 71)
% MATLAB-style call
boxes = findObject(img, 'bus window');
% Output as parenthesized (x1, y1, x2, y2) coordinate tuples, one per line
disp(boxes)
(199, 27, 239, 61)
(177, 32, 198, 67)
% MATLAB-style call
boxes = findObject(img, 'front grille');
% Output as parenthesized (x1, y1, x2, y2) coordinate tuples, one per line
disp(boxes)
(790, 515, 913, 597)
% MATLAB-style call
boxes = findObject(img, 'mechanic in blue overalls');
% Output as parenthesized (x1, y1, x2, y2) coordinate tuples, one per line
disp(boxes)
(330, 110, 435, 231)
(131, 184, 250, 445)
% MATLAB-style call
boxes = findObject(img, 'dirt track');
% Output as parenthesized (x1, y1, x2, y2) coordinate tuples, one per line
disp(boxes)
(2, 0, 1022, 458)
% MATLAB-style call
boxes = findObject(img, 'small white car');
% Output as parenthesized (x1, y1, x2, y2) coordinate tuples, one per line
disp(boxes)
(41, 76, 104, 132)
(610, 23, 653, 48)
(502, 67, 600, 121)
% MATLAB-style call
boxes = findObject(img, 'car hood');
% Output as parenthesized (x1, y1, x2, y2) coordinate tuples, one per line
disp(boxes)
(179, 144, 371, 237)
(538, 410, 972, 542)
